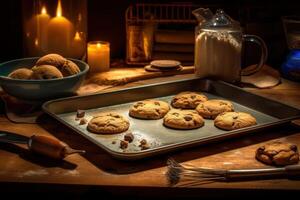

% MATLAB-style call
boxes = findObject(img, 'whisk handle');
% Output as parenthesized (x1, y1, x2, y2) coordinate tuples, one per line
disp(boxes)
(226, 168, 286, 179)
(285, 165, 300, 176)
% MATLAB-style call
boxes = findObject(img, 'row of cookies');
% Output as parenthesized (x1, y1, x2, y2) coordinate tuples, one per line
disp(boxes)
(129, 91, 257, 130)
(85, 91, 257, 134)
(8, 54, 80, 80)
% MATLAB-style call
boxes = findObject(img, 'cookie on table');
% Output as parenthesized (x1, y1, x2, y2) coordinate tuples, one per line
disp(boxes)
(196, 99, 234, 119)
(256, 141, 299, 166)
(171, 91, 208, 109)
(129, 99, 170, 119)
(8, 68, 33, 79)
(163, 109, 204, 130)
(87, 112, 129, 134)
(214, 112, 256, 130)
(31, 65, 63, 79)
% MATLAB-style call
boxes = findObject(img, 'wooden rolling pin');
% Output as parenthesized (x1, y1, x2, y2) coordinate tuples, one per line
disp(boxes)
(0, 131, 85, 159)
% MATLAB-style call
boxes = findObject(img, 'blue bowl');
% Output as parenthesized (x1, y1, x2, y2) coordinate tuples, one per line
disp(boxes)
(0, 57, 89, 101)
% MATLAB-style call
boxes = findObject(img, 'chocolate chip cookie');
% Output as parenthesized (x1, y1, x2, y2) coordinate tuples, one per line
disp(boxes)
(87, 112, 130, 134)
(214, 112, 256, 130)
(129, 99, 170, 119)
(171, 91, 208, 109)
(256, 141, 299, 166)
(196, 99, 234, 119)
(31, 65, 63, 79)
(163, 109, 204, 130)
(8, 68, 33, 79)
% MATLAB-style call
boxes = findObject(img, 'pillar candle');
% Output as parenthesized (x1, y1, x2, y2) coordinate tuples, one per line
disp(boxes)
(87, 41, 110, 73)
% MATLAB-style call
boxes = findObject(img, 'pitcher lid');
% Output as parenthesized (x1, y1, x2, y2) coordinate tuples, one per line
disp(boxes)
(200, 9, 240, 30)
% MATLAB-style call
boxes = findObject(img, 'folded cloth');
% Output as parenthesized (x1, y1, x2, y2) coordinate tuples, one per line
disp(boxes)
(1, 94, 43, 124)
(241, 64, 281, 88)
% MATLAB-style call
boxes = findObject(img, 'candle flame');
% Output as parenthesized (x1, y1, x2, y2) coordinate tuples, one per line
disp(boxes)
(56, 0, 62, 17)
(34, 38, 39, 46)
(97, 43, 101, 48)
(74, 32, 81, 40)
(41, 6, 47, 15)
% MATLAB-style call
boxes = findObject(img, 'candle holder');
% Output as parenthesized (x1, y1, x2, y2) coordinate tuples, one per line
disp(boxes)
(87, 41, 110, 73)
(22, 0, 87, 59)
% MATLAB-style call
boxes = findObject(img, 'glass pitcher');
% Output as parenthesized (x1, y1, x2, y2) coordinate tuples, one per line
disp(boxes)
(193, 8, 268, 83)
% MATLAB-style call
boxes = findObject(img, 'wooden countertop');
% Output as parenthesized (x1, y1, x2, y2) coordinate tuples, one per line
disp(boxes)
(1, 74, 300, 197)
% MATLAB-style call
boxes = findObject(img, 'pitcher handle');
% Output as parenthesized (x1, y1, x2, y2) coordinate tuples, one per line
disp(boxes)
(241, 34, 268, 76)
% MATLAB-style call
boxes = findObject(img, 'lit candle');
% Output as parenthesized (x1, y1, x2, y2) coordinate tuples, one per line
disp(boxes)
(87, 41, 110, 73)
(47, 0, 74, 56)
(25, 6, 50, 55)
(71, 31, 85, 58)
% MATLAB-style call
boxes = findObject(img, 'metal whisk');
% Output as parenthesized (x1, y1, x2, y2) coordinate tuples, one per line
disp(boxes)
(166, 158, 300, 186)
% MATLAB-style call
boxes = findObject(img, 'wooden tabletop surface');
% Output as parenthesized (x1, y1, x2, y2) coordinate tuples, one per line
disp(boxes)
(1, 74, 300, 197)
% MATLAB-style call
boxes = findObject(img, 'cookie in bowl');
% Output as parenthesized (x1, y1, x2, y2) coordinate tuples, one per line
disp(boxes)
(8, 68, 33, 79)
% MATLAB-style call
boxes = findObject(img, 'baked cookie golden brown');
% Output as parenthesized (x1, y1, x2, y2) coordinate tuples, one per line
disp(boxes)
(196, 99, 234, 119)
(129, 99, 170, 119)
(163, 109, 204, 130)
(36, 54, 66, 69)
(214, 112, 256, 130)
(171, 91, 208, 109)
(8, 68, 33, 79)
(31, 65, 63, 79)
(61, 60, 80, 76)
(256, 141, 299, 166)
(87, 112, 130, 134)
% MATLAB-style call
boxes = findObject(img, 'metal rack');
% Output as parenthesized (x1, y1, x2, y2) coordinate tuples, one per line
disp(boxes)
(125, 3, 200, 65)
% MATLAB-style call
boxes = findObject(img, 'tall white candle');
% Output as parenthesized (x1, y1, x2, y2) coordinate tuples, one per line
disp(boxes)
(47, 0, 74, 56)
(87, 41, 110, 73)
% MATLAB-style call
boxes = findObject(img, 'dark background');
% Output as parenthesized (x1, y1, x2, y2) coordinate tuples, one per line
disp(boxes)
(1, 0, 300, 68)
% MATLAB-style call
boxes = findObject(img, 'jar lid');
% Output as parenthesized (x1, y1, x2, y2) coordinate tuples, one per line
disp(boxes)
(201, 9, 240, 30)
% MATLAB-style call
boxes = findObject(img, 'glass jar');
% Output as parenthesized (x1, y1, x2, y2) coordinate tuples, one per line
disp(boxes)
(22, 0, 87, 59)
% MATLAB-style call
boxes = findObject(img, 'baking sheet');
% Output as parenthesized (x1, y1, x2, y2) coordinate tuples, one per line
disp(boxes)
(43, 78, 300, 160)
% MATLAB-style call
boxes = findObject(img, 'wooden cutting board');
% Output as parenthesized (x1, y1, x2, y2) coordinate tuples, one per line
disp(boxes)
(87, 66, 195, 86)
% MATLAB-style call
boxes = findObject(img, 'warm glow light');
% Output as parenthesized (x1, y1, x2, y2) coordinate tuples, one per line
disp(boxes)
(97, 43, 101, 48)
(74, 32, 81, 40)
(56, 0, 62, 17)
(41, 6, 47, 15)
(34, 38, 39, 46)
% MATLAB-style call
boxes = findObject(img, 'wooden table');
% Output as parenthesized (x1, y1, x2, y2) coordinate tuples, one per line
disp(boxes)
(1, 74, 300, 198)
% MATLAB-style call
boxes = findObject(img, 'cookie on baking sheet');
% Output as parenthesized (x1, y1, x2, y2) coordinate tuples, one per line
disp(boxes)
(87, 112, 129, 134)
(214, 112, 256, 130)
(256, 141, 299, 166)
(196, 99, 234, 119)
(129, 99, 170, 119)
(171, 91, 208, 109)
(163, 109, 204, 130)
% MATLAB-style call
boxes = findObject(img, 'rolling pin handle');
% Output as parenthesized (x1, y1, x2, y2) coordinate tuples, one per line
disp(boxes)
(28, 135, 85, 159)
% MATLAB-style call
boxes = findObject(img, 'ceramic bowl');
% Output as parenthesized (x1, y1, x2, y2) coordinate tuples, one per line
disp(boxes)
(0, 57, 89, 101)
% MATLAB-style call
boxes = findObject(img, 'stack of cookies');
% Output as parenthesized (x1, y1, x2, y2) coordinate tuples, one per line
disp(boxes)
(8, 54, 80, 80)
(144, 60, 183, 72)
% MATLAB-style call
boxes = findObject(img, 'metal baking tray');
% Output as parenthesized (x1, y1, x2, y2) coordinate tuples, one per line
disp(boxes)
(43, 78, 300, 160)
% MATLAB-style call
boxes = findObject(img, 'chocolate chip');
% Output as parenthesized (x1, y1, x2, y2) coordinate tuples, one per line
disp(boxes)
(154, 101, 160, 106)
(290, 144, 298, 151)
(141, 143, 150, 150)
(233, 116, 238, 119)
(191, 95, 196, 99)
(124, 132, 134, 143)
(257, 146, 265, 153)
(184, 115, 193, 121)
(76, 109, 85, 118)
(112, 141, 116, 144)
(120, 140, 128, 149)
(140, 139, 147, 145)
(79, 118, 88, 125)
